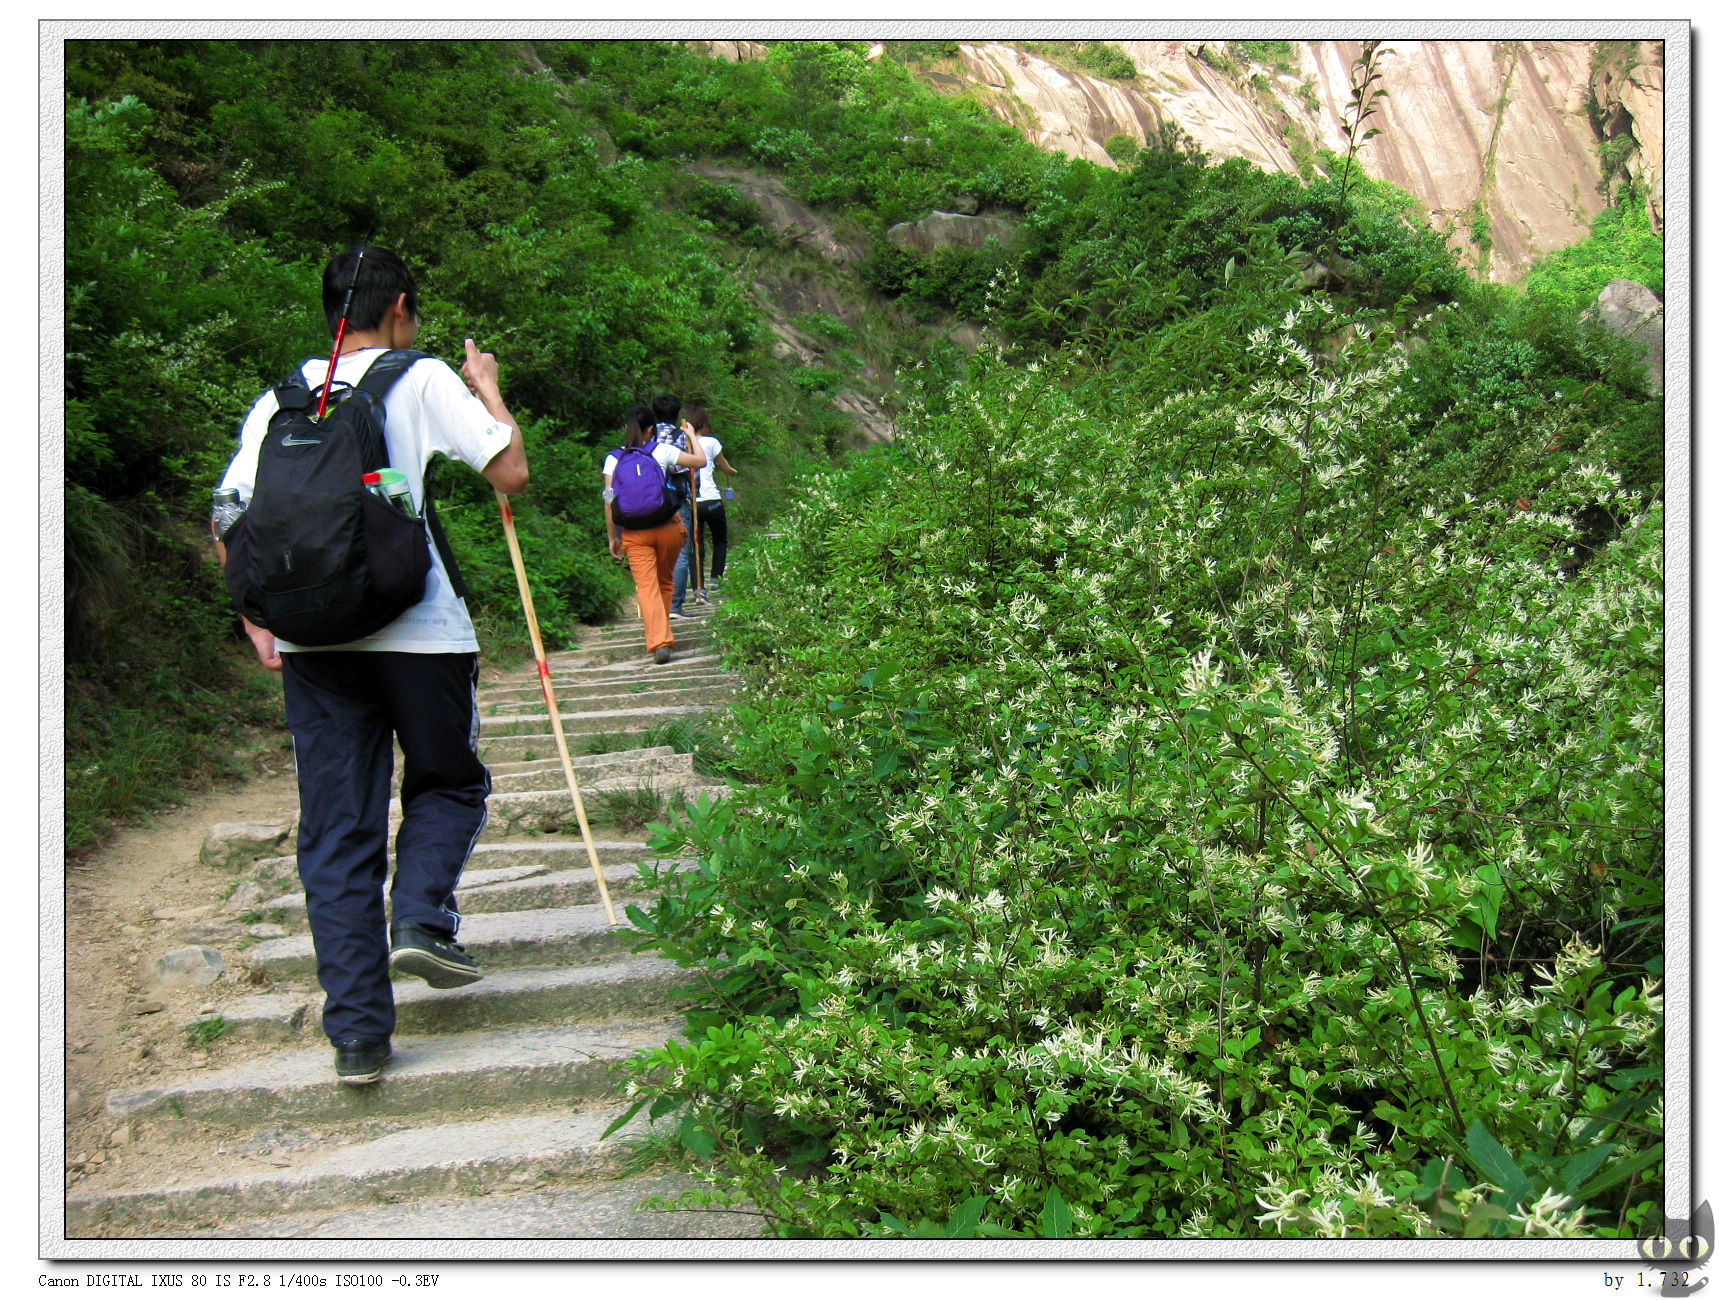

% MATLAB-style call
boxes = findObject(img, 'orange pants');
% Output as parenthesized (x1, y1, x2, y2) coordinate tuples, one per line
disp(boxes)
(621, 515, 688, 653)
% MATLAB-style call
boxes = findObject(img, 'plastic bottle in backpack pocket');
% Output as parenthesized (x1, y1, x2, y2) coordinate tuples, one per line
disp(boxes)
(211, 487, 246, 541)
(363, 468, 419, 520)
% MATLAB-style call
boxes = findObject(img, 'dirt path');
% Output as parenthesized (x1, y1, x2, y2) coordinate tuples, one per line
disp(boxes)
(61, 756, 301, 1195)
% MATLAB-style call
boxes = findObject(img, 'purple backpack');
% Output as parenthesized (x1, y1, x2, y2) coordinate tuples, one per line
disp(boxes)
(610, 445, 681, 528)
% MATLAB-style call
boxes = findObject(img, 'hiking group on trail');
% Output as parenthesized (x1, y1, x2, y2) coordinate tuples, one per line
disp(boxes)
(602, 392, 739, 664)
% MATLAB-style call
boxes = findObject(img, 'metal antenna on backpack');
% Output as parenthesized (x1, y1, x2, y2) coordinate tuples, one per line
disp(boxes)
(315, 249, 366, 420)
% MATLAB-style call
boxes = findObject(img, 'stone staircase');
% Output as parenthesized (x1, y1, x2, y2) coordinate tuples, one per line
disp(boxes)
(65, 603, 762, 1240)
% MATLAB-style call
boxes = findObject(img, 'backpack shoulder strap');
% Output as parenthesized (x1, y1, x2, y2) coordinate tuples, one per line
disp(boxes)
(270, 362, 315, 413)
(424, 496, 470, 601)
(355, 348, 430, 398)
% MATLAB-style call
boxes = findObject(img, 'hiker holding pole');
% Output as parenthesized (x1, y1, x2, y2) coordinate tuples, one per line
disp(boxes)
(213, 246, 528, 1087)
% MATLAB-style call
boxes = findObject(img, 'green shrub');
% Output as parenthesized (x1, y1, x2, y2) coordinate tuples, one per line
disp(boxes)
(622, 307, 1662, 1239)
(1525, 190, 1663, 316)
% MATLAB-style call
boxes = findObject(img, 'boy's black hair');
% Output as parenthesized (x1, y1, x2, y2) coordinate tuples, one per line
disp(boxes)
(323, 246, 420, 338)
(650, 393, 681, 426)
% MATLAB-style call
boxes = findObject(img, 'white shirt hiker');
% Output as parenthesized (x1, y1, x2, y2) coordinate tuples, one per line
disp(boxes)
(222, 347, 514, 655)
(695, 435, 724, 502)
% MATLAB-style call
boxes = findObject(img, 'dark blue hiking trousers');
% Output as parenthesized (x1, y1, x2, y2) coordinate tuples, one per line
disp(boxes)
(281, 651, 490, 1044)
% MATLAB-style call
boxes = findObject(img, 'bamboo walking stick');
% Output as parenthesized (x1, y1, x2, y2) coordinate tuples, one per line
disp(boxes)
(494, 489, 619, 925)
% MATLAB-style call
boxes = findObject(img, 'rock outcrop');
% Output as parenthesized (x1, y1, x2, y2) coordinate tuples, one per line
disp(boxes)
(886, 210, 1021, 255)
(666, 38, 1652, 285)
(691, 163, 865, 264)
(1590, 42, 1665, 233)
(1583, 278, 1664, 394)
(934, 39, 1657, 284)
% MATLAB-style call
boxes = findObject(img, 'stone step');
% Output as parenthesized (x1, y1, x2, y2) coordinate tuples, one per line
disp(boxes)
(477, 702, 714, 739)
(248, 840, 660, 896)
(68, 1105, 652, 1237)
(390, 954, 696, 1035)
(203, 1171, 764, 1240)
(550, 641, 719, 671)
(104, 1018, 684, 1129)
(471, 776, 703, 841)
(480, 681, 737, 714)
(454, 860, 690, 913)
(246, 901, 643, 982)
(555, 634, 718, 662)
(478, 731, 662, 763)
(577, 620, 717, 646)
(486, 749, 695, 793)
(477, 666, 734, 702)
(263, 858, 692, 921)
(540, 650, 725, 678)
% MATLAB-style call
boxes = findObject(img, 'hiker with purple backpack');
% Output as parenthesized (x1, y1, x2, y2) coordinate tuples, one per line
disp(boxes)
(601, 404, 707, 664)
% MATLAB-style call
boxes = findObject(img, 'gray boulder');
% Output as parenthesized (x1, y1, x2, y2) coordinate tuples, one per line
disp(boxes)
(886, 211, 1021, 255)
(222, 881, 268, 915)
(152, 946, 226, 989)
(200, 821, 293, 872)
(1583, 278, 1664, 394)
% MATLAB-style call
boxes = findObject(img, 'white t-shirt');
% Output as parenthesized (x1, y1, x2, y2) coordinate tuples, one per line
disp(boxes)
(221, 349, 514, 655)
(695, 435, 724, 502)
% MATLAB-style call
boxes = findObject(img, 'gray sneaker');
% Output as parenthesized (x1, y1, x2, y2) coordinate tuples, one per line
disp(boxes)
(668, 608, 688, 620)
(652, 645, 673, 665)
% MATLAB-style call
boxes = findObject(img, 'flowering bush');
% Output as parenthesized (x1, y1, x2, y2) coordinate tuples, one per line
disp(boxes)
(621, 302, 1664, 1238)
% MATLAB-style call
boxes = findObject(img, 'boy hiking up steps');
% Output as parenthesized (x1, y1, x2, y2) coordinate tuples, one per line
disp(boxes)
(213, 246, 529, 1086)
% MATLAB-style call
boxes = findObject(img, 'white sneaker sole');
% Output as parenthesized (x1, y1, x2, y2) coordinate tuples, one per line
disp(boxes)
(390, 947, 482, 989)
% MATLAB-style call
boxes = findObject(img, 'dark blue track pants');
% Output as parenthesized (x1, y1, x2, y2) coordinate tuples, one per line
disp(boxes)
(282, 651, 490, 1044)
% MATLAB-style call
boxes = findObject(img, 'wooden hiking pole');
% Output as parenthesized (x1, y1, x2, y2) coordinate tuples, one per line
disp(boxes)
(494, 489, 619, 925)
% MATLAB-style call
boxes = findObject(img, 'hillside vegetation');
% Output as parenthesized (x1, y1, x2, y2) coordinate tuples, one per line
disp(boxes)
(64, 39, 1663, 1240)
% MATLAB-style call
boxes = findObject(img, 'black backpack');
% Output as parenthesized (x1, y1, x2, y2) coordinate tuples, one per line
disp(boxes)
(223, 349, 463, 647)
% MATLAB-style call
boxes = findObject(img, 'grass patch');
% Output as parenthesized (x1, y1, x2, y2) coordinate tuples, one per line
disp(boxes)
(185, 1016, 231, 1047)
(582, 784, 665, 834)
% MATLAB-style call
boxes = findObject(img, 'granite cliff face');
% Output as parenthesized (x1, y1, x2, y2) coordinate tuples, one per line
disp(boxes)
(698, 38, 1663, 283)
(942, 39, 1663, 283)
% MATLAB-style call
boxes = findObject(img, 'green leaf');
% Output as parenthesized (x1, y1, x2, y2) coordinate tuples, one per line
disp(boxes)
(1606, 1066, 1661, 1090)
(1464, 1119, 1531, 1207)
(877, 1212, 912, 1237)
(1038, 1188, 1073, 1239)
(599, 1097, 647, 1140)
(943, 1195, 988, 1238)
(1559, 1143, 1614, 1192)
(678, 1115, 717, 1160)
(1574, 1142, 1663, 1202)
